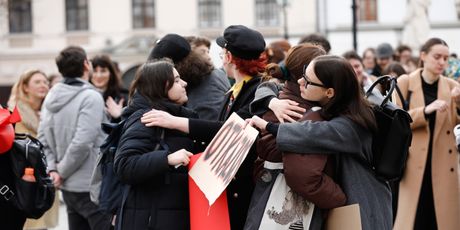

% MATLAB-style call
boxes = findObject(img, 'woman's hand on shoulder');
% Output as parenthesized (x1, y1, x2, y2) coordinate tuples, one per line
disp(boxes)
(167, 149, 193, 167)
(268, 98, 305, 123)
(141, 109, 175, 128)
(141, 109, 190, 133)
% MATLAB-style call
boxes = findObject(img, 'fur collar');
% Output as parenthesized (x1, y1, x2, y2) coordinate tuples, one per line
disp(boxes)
(15, 100, 40, 133)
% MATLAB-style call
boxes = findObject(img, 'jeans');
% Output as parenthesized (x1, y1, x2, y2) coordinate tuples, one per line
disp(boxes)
(61, 190, 111, 230)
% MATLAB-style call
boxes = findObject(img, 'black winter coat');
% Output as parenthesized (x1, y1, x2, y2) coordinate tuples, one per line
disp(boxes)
(188, 76, 261, 230)
(114, 93, 197, 230)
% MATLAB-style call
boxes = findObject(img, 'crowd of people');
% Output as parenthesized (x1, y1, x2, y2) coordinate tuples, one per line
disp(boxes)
(1, 24, 460, 230)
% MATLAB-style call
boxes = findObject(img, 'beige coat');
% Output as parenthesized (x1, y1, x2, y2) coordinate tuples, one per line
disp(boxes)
(394, 69, 460, 230)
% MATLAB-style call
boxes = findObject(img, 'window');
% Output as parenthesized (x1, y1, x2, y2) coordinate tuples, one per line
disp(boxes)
(132, 0, 155, 29)
(255, 0, 279, 27)
(8, 0, 32, 33)
(65, 0, 89, 31)
(359, 0, 378, 22)
(198, 0, 221, 28)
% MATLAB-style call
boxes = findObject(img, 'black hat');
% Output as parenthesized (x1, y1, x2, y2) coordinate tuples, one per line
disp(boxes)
(148, 34, 191, 63)
(216, 25, 266, 60)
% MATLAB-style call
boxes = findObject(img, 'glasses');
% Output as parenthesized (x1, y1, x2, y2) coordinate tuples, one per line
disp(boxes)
(302, 64, 327, 89)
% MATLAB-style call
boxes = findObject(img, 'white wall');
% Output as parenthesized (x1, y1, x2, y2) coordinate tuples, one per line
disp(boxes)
(324, 0, 460, 55)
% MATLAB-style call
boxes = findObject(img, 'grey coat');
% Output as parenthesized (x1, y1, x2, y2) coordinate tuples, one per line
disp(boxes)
(277, 116, 392, 230)
(186, 68, 230, 120)
(38, 79, 106, 192)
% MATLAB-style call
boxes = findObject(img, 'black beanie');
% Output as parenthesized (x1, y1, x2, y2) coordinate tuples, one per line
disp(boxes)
(148, 34, 191, 63)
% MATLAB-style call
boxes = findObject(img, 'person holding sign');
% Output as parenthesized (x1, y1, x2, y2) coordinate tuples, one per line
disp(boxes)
(248, 55, 392, 230)
(141, 25, 266, 230)
(113, 61, 197, 230)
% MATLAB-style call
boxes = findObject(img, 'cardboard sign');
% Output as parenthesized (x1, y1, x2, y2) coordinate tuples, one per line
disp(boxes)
(189, 113, 259, 205)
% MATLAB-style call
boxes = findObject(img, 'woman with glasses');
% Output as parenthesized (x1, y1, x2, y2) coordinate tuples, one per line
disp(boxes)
(244, 45, 347, 229)
(141, 25, 266, 230)
(248, 55, 392, 230)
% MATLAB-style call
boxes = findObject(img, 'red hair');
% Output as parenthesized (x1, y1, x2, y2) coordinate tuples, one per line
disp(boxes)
(231, 52, 267, 76)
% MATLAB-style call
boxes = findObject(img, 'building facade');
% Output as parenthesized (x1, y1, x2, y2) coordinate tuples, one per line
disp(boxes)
(1, 0, 460, 104)
(318, 0, 460, 56)
(0, 0, 316, 88)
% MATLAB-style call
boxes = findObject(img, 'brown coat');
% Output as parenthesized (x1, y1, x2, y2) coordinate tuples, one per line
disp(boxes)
(255, 81, 346, 209)
(394, 69, 460, 230)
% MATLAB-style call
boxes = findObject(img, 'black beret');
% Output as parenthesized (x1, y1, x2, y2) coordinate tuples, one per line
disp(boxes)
(148, 34, 191, 63)
(216, 25, 266, 60)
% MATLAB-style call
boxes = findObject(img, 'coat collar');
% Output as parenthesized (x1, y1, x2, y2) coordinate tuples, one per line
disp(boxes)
(408, 68, 451, 138)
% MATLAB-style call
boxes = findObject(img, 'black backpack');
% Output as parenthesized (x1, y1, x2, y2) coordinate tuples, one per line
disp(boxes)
(364, 76, 413, 181)
(90, 110, 166, 215)
(90, 119, 129, 215)
(0, 133, 55, 219)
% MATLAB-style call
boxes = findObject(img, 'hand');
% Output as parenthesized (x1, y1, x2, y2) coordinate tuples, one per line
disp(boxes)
(451, 87, 460, 105)
(49, 171, 62, 188)
(106, 96, 124, 119)
(141, 109, 177, 129)
(246, 115, 269, 131)
(167, 149, 193, 167)
(425, 99, 449, 114)
(268, 98, 305, 123)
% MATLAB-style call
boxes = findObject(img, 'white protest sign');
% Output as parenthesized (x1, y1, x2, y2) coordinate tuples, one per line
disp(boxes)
(189, 113, 259, 206)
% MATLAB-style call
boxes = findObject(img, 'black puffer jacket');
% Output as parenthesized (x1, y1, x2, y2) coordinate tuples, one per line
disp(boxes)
(114, 92, 197, 230)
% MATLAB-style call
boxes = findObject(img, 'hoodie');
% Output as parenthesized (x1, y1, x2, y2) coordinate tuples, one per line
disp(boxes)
(38, 78, 106, 192)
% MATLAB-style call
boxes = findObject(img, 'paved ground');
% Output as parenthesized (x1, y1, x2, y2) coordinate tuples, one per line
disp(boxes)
(51, 204, 67, 230)
(51, 193, 68, 230)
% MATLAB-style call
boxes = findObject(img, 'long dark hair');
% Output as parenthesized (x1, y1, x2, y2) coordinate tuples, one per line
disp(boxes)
(419, 37, 448, 68)
(91, 55, 122, 101)
(129, 60, 175, 108)
(313, 55, 376, 131)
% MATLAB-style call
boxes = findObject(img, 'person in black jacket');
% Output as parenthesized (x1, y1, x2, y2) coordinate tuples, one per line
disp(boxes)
(113, 60, 197, 230)
(141, 25, 267, 229)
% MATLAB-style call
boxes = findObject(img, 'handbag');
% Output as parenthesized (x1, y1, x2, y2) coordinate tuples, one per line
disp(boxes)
(0, 133, 55, 219)
(364, 76, 412, 181)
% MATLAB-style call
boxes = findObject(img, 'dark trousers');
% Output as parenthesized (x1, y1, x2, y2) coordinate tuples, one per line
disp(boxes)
(62, 190, 111, 230)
